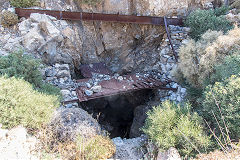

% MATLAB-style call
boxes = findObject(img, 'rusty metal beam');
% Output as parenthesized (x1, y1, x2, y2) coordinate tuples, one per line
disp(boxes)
(15, 8, 183, 26)
(164, 16, 178, 62)
(75, 73, 176, 102)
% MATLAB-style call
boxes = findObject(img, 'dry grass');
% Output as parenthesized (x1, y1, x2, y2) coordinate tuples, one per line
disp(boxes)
(37, 125, 115, 160)
(0, 11, 18, 27)
(76, 135, 116, 160)
(195, 145, 240, 160)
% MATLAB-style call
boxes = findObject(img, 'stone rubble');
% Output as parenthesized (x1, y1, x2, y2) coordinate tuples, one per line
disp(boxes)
(111, 135, 147, 160)
(157, 147, 181, 160)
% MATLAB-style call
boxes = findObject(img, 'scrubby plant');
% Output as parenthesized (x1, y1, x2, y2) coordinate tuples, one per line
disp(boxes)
(142, 101, 211, 157)
(214, 5, 230, 17)
(178, 27, 240, 88)
(0, 11, 18, 27)
(185, 7, 232, 40)
(0, 76, 59, 130)
(0, 51, 42, 87)
(0, 51, 61, 97)
(206, 54, 240, 86)
(10, 0, 38, 8)
(202, 75, 240, 140)
(37, 83, 61, 97)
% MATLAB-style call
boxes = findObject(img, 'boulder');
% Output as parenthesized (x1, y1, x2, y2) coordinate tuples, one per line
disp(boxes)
(0, 49, 8, 56)
(112, 135, 147, 160)
(22, 27, 45, 52)
(91, 85, 102, 93)
(3, 37, 23, 52)
(50, 108, 102, 141)
(0, 126, 38, 160)
(157, 147, 181, 160)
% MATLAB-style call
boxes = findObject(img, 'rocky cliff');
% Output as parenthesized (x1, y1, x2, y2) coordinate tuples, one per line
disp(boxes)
(0, 0, 213, 74)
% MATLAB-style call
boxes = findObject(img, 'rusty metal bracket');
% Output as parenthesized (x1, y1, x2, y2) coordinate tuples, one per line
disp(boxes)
(15, 8, 184, 26)
(164, 16, 178, 62)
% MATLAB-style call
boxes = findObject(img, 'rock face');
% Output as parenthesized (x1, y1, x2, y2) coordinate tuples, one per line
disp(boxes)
(43, 0, 213, 16)
(0, 0, 212, 74)
(0, 126, 39, 160)
(50, 107, 102, 141)
(130, 104, 153, 138)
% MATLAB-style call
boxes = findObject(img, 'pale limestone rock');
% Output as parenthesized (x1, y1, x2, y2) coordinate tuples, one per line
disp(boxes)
(0, 126, 39, 160)
(112, 135, 147, 159)
(0, 49, 8, 56)
(23, 27, 45, 51)
(157, 147, 181, 160)
(3, 37, 23, 52)
(18, 19, 32, 35)
(60, 89, 71, 100)
(91, 85, 102, 93)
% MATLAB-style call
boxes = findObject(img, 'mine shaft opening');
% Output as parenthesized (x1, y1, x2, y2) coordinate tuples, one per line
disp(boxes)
(73, 62, 170, 138)
(80, 89, 154, 138)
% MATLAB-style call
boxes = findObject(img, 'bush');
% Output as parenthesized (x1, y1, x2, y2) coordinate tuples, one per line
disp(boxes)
(0, 51, 42, 87)
(142, 101, 210, 157)
(0, 51, 61, 97)
(185, 8, 232, 40)
(10, 0, 38, 8)
(37, 83, 61, 97)
(202, 75, 240, 140)
(207, 54, 240, 86)
(178, 27, 240, 88)
(0, 76, 59, 130)
(0, 11, 18, 27)
(214, 5, 230, 17)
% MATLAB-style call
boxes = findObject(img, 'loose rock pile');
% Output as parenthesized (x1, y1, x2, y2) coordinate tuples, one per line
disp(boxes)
(43, 63, 78, 106)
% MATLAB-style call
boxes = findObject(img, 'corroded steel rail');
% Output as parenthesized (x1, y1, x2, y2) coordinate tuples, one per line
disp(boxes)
(164, 16, 178, 62)
(15, 8, 183, 26)
(76, 74, 177, 102)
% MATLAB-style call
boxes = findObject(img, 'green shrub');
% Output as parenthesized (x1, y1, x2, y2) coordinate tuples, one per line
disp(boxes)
(185, 8, 232, 40)
(142, 101, 210, 157)
(37, 83, 61, 97)
(0, 76, 59, 130)
(206, 54, 240, 86)
(0, 51, 61, 97)
(213, 5, 230, 17)
(202, 75, 240, 140)
(0, 51, 42, 87)
(10, 0, 38, 8)
(0, 11, 18, 27)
